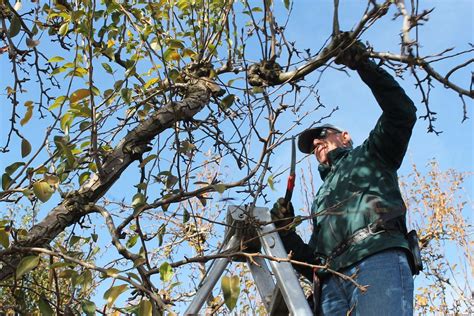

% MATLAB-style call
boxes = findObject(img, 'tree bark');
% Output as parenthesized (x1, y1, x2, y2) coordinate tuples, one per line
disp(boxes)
(0, 80, 212, 280)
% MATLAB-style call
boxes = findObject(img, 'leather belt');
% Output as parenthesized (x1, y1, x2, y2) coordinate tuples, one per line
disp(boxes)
(329, 222, 385, 259)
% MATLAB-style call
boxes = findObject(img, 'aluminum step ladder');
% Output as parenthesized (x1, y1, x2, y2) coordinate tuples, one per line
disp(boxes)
(185, 205, 313, 315)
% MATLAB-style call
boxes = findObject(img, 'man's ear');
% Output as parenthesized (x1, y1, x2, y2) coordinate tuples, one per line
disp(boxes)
(341, 131, 352, 147)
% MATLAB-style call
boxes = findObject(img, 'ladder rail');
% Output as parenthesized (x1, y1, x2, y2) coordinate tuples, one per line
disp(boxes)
(184, 235, 239, 315)
(185, 206, 313, 315)
(254, 207, 313, 316)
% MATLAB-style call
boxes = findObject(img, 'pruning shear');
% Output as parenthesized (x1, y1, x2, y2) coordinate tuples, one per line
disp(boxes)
(284, 137, 296, 204)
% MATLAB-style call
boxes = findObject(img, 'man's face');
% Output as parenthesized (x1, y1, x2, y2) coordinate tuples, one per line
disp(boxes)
(312, 129, 351, 165)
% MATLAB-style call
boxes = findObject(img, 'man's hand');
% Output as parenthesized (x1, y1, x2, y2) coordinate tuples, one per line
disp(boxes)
(334, 33, 369, 70)
(270, 197, 295, 235)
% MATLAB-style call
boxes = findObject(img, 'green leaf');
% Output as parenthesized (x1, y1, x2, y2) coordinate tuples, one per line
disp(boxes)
(16, 255, 40, 279)
(5, 161, 25, 176)
(133, 257, 146, 267)
(120, 88, 132, 104)
(48, 96, 67, 110)
(0, 228, 9, 248)
(131, 193, 146, 209)
(81, 300, 96, 316)
(2, 173, 12, 190)
(102, 62, 113, 74)
(79, 172, 90, 185)
(183, 209, 190, 223)
(163, 48, 180, 62)
(9, 15, 21, 38)
(220, 94, 235, 110)
(48, 56, 65, 63)
(167, 39, 185, 49)
(165, 174, 178, 188)
(157, 224, 166, 246)
(21, 138, 32, 158)
(159, 262, 173, 282)
(103, 284, 128, 308)
(137, 299, 152, 316)
(32, 180, 54, 202)
(38, 296, 54, 316)
(126, 234, 139, 248)
(213, 183, 226, 194)
(198, 195, 207, 207)
(221, 275, 240, 311)
(284, 0, 291, 10)
(70, 89, 90, 103)
(267, 175, 275, 190)
(126, 272, 141, 282)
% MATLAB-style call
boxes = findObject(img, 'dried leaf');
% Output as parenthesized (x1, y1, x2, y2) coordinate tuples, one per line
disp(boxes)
(20, 106, 33, 126)
(70, 89, 90, 103)
(26, 37, 40, 48)
(44, 174, 60, 188)
(21, 138, 31, 158)
(9, 16, 21, 38)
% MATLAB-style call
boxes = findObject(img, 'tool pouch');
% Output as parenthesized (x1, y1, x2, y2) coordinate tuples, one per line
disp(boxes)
(406, 230, 423, 275)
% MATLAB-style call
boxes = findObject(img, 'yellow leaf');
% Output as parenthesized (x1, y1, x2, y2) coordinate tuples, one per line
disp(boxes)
(137, 300, 152, 316)
(0, 228, 9, 248)
(70, 89, 90, 104)
(32, 181, 54, 202)
(103, 284, 128, 308)
(20, 106, 33, 126)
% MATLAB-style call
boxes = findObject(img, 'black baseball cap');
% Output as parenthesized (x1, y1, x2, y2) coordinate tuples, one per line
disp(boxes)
(297, 124, 344, 154)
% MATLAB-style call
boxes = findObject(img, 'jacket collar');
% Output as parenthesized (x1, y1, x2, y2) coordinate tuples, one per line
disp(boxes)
(318, 147, 351, 180)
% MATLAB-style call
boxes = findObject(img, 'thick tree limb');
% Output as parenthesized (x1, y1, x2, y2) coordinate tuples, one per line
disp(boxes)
(0, 79, 212, 281)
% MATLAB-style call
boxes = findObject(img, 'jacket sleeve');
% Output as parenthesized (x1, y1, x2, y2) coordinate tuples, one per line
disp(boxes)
(357, 61, 417, 170)
(280, 231, 316, 280)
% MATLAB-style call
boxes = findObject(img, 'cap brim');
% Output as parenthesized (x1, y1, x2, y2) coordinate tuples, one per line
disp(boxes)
(297, 128, 324, 154)
(297, 124, 344, 154)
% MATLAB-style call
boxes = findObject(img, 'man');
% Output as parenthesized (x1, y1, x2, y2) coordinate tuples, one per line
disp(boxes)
(272, 42, 418, 315)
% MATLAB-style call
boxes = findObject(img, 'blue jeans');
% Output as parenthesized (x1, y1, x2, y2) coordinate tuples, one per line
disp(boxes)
(320, 248, 414, 316)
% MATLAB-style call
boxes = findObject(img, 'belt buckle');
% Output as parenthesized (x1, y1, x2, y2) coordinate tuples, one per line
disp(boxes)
(367, 223, 385, 236)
